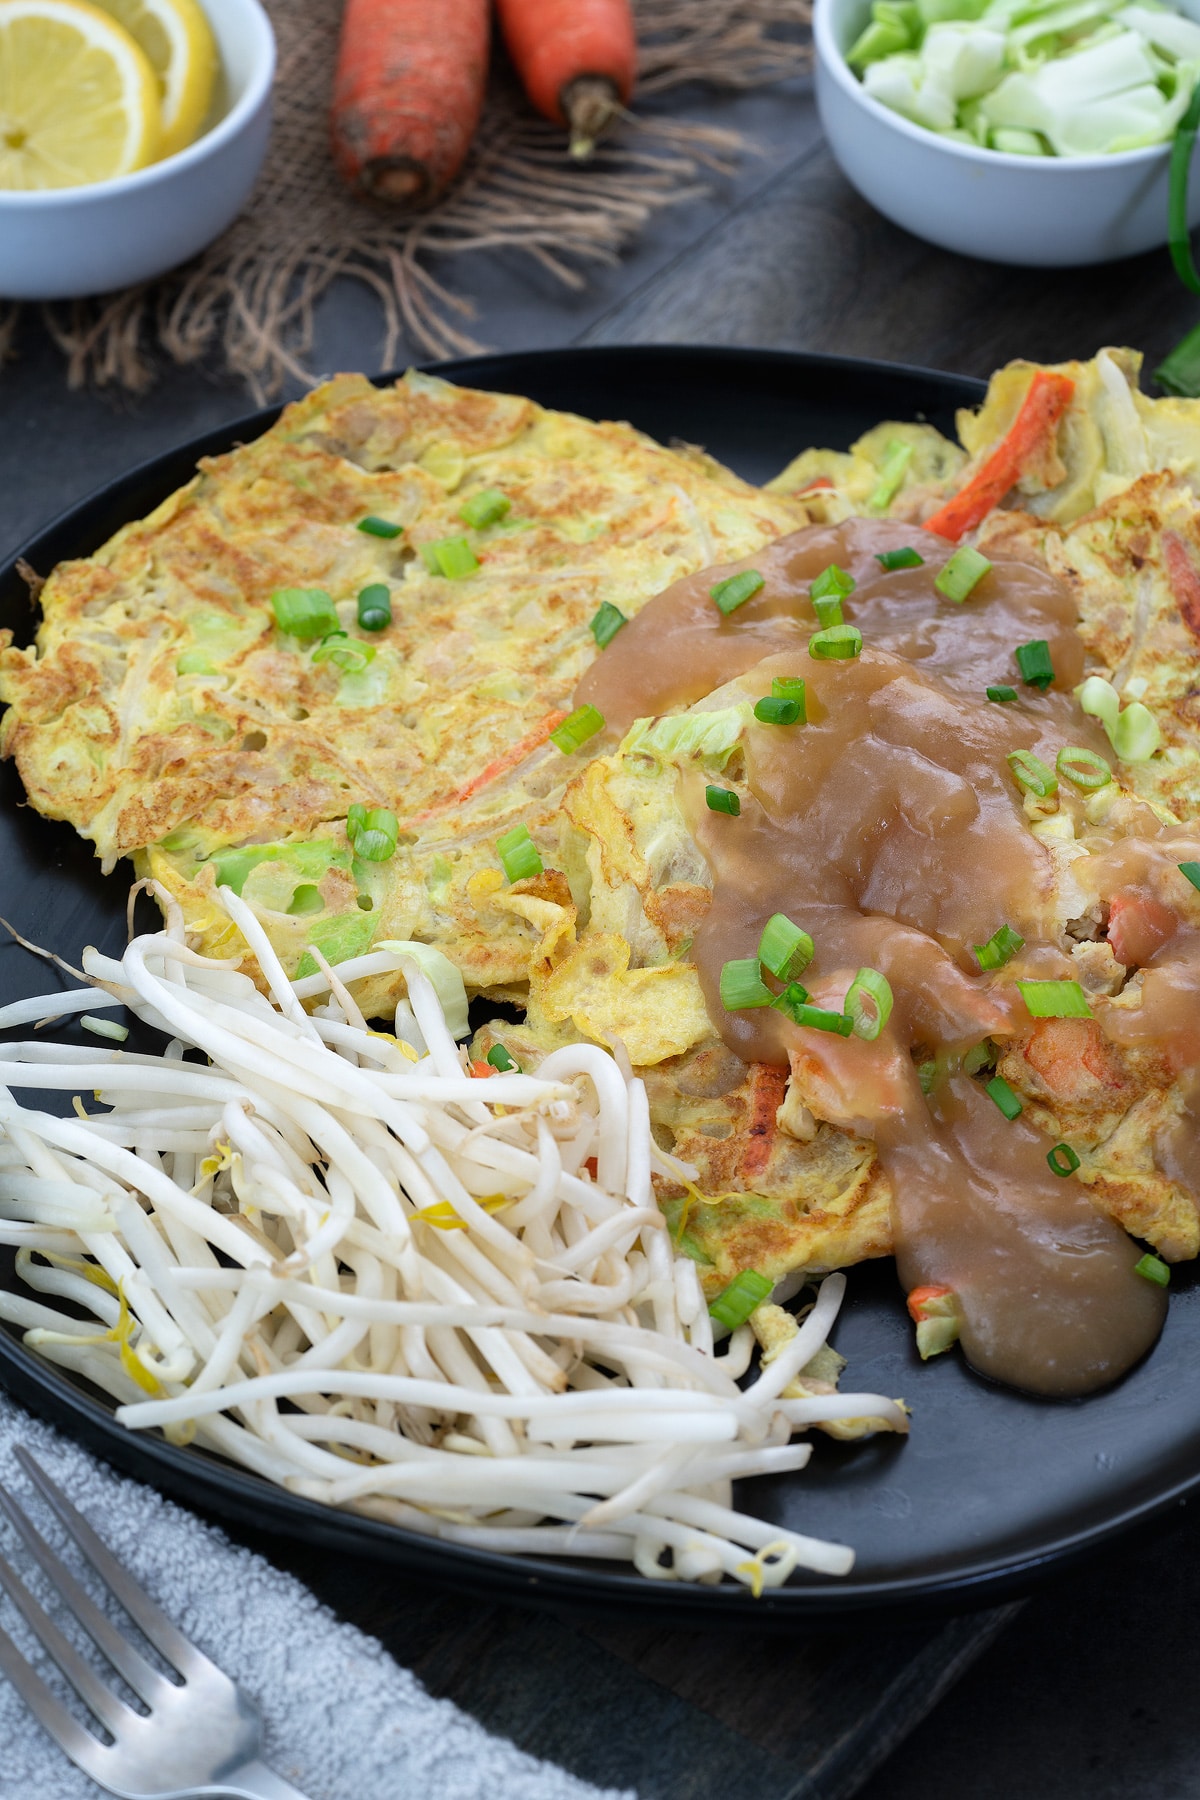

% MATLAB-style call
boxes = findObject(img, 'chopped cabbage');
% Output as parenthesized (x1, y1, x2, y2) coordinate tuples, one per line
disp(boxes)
(621, 704, 752, 769)
(376, 939, 470, 1040)
(850, 0, 1200, 155)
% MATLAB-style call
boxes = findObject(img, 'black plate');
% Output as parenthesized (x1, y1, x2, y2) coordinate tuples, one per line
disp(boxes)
(3, 345, 1197, 1624)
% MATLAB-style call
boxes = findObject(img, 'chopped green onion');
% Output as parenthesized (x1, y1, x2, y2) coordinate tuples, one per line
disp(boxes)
(708, 1270, 773, 1331)
(351, 829, 391, 862)
(1015, 639, 1055, 690)
(875, 545, 924, 571)
(459, 488, 511, 529)
(1112, 701, 1161, 764)
(357, 584, 392, 631)
(809, 624, 863, 661)
(771, 676, 807, 719)
(719, 957, 774, 1010)
(986, 685, 1017, 703)
(357, 515, 403, 539)
(486, 1043, 519, 1072)
(711, 570, 765, 616)
(758, 913, 815, 981)
(779, 995, 855, 1036)
(313, 632, 375, 672)
(1007, 749, 1058, 798)
(773, 980, 811, 1015)
(271, 587, 340, 640)
(1134, 1253, 1171, 1287)
(348, 807, 399, 863)
(1056, 745, 1112, 791)
(843, 966, 894, 1040)
(935, 546, 992, 604)
(974, 923, 1025, 971)
(550, 704, 605, 754)
(1179, 861, 1200, 892)
(421, 536, 479, 579)
(810, 564, 856, 619)
(1016, 979, 1093, 1020)
(811, 564, 855, 599)
(754, 695, 802, 725)
(176, 648, 217, 675)
(1047, 1142, 1081, 1178)
(868, 441, 912, 513)
(986, 1076, 1023, 1120)
(496, 824, 543, 884)
(81, 1014, 128, 1042)
(706, 785, 741, 816)
(590, 601, 627, 648)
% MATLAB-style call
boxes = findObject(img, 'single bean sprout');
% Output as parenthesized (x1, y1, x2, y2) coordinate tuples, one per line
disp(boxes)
(0, 891, 908, 1590)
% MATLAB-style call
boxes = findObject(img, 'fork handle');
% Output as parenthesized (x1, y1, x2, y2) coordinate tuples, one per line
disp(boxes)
(205, 1757, 315, 1799)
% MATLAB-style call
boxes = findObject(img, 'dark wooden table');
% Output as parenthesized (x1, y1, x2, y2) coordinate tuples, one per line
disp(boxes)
(3, 72, 1200, 1800)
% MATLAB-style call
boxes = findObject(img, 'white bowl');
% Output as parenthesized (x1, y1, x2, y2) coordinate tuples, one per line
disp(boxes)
(814, 0, 1200, 266)
(0, 0, 274, 301)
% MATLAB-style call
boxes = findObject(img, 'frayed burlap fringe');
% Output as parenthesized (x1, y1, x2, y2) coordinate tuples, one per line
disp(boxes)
(17, 0, 811, 398)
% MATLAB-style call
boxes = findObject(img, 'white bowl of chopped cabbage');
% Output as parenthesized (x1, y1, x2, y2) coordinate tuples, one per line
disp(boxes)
(815, 0, 1200, 263)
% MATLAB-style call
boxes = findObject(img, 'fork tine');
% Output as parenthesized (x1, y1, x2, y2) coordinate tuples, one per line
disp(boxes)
(0, 1476, 176, 1709)
(14, 1449, 216, 1682)
(0, 1613, 106, 1778)
(0, 1519, 140, 1737)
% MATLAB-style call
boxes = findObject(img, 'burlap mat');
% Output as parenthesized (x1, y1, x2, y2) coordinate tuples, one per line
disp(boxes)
(0, 0, 810, 396)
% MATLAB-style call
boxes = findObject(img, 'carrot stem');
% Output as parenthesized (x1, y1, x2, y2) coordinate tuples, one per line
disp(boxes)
(496, 0, 637, 145)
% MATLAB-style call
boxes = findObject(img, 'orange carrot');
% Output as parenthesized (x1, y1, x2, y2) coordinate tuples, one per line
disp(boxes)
(906, 1283, 954, 1322)
(496, 0, 638, 156)
(330, 0, 490, 206)
(402, 708, 569, 829)
(469, 1059, 495, 1079)
(739, 1063, 788, 1185)
(923, 371, 1076, 542)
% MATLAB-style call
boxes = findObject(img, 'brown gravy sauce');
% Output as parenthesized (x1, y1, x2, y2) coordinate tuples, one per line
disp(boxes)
(577, 518, 1190, 1396)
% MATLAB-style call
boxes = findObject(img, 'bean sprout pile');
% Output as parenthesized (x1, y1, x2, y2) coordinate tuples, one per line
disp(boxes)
(0, 887, 907, 1592)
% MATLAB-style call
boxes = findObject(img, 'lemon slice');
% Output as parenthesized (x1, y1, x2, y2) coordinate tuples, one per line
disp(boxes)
(0, 0, 162, 189)
(92, 0, 217, 159)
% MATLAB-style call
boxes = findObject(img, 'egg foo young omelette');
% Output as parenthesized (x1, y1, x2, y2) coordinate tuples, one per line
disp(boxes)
(4, 349, 1200, 1399)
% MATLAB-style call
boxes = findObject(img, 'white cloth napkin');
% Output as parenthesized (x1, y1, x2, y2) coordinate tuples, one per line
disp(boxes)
(0, 1394, 633, 1800)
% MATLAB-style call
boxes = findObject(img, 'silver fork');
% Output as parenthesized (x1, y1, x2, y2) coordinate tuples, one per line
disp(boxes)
(0, 1446, 311, 1799)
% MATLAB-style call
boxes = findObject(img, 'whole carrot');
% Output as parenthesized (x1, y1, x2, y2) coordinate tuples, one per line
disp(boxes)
(330, 0, 490, 207)
(496, 0, 638, 157)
